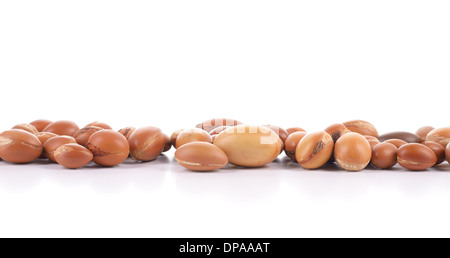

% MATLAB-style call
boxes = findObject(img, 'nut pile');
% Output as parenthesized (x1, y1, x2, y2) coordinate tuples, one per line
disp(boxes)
(0, 118, 450, 172)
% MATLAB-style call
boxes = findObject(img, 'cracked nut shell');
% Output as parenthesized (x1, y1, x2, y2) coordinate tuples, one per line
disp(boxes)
(73, 126, 104, 146)
(397, 143, 437, 171)
(54, 143, 93, 169)
(325, 123, 350, 142)
(175, 142, 228, 171)
(334, 132, 372, 171)
(0, 129, 43, 163)
(295, 131, 333, 169)
(371, 142, 397, 169)
(128, 126, 166, 161)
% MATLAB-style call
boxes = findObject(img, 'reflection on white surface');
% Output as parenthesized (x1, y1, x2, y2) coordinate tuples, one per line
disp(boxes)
(1, 152, 450, 237)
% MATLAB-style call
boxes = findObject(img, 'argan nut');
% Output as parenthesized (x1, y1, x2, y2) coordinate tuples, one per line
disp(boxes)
(209, 126, 230, 136)
(30, 119, 53, 132)
(286, 127, 306, 135)
(213, 125, 282, 167)
(162, 134, 171, 152)
(446, 143, 450, 164)
(35, 132, 58, 158)
(295, 131, 334, 169)
(73, 126, 104, 146)
(263, 125, 289, 143)
(343, 120, 379, 137)
(118, 127, 136, 139)
(397, 143, 437, 171)
(170, 129, 184, 147)
(12, 123, 38, 134)
(371, 142, 397, 169)
(334, 132, 372, 171)
(43, 120, 79, 136)
(284, 131, 306, 160)
(324, 123, 350, 142)
(378, 131, 421, 143)
(196, 118, 242, 132)
(416, 126, 435, 142)
(425, 127, 450, 147)
(384, 139, 407, 148)
(175, 142, 228, 171)
(54, 143, 93, 169)
(43, 135, 77, 162)
(86, 121, 112, 130)
(86, 130, 130, 166)
(0, 129, 42, 163)
(422, 141, 445, 165)
(175, 128, 212, 149)
(364, 135, 380, 149)
(128, 126, 166, 161)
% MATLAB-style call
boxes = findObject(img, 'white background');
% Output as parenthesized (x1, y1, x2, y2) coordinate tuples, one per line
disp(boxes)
(0, 0, 449, 237)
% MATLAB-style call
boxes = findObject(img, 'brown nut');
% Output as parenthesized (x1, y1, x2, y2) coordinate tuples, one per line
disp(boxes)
(35, 132, 58, 158)
(324, 123, 350, 142)
(384, 139, 407, 148)
(295, 131, 334, 169)
(284, 131, 306, 160)
(286, 127, 306, 135)
(416, 126, 435, 142)
(86, 121, 112, 130)
(0, 129, 42, 163)
(397, 143, 437, 171)
(213, 125, 282, 167)
(43, 135, 77, 162)
(86, 130, 130, 166)
(343, 120, 379, 137)
(371, 142, 397, 169)
(73, 126, 104, 147)
(54, 143, 93, 169)
(43, 120, 79, 136)
(128, 126, 166, 161)
(263, 125, 289, 143)
(209, 126, 230, 136)
(421, 141, 445, 165)
(175, 128, 212, 149)
(334, 132, 372, 171)
(378, 131, 421, 143)
(118, 127, 136, 139)
(426, 127, 450, 147)
(175, 142, 228, 171)
(30, 119, 53, 132)
(162, 134, 171, 152)
(364, 135, 380, 149)
(170, 129, 184, 147)
(12, 123, 38, 134)
(446, 143, 450, 164)
(196, 118, 242, 132)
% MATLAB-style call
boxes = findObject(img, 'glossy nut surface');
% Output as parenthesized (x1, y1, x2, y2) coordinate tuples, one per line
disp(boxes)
(43, 120, 79, 136)
(118, 127, 136, 139)
(295, 131, 333, 169)
(54, 143, 93, 169)
(30, 119, 53, 132)
(397, 143, 437, 171)
(384, 139, 407, 148)
(86, 121, 112, 130)
(162, 134, 171, 152)
(426, 127, 450, 147)
(286, 127, 306, 135)
(86, 130, 129, 166)
(73, 126, 104, 146)
(416, 126, 435, 142)
(12, 123, 38, 134)
(284, 131, 306, 160)
(170, 129, 184, 147)
(209, 126, 230, 136)
(196, 118, 242, 132)
(371, 142, 397, 169)
(263, 125, 289, 143)
(343, 120, 378, 137)
(128, 126, 166, 161)
(0, 129, 42, 163)
(43, 135, 77, 162)
(35, 132, 58, 145)
(422, 141, 445, 165)
(324, 123, 350, 142)
(175, 142, 228, 171)
(378, 131, 421, 143)
(364, 135, 380, 149)
(175, 128, 212, 149)
(213, 125, 282, 167)
(334, 132, 372, 171)
(446, 143, 450, 164)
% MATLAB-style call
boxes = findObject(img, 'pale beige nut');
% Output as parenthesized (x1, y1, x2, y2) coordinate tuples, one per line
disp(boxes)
(343, 120, 379, 137)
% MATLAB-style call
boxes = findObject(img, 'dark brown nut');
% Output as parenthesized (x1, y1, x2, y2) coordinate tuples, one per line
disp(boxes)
(73, 126, 104, 146)
(162, 134, 171, 152)
(364, 135, 380, 149)
(54, 143, 93, 169)
(118, 127, 136, 139)
(175, 142, 228, 171)
(35, 132, 58, 158)
(86, 121, 112, 130)
(421, 141, 445, 165)
(295, 131, 334, 169)
(0, 129, 42, 163)
(397, 143, 437, 171)
(378, 131, 421, 143)
(416, 126, 435, 142)
(426, 127, 450, 147)
(384, 139, 407, 148)
(175, 128, 212, 149)
(284, 131, 306, 160)
(170, 129, 184, 147)
(196, 118, 242, 132)
(12, 123, 38, 134)
(128, 126, 166, 161)
(343, 120, 378, 137)
(286, 127, 306, 135)
(263, 125, 289, 143)
(324, 123, 350, 142)
(43, 120, 79, 136)
(446, 143, 450, 164)
(86, 130, 130, 166)
(43, 136, 77, 162)
(371, 142, 397, 169)
(30, 119, 53, 132)
(334, 132, 372, 171)
(209, 126, 230, 136)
